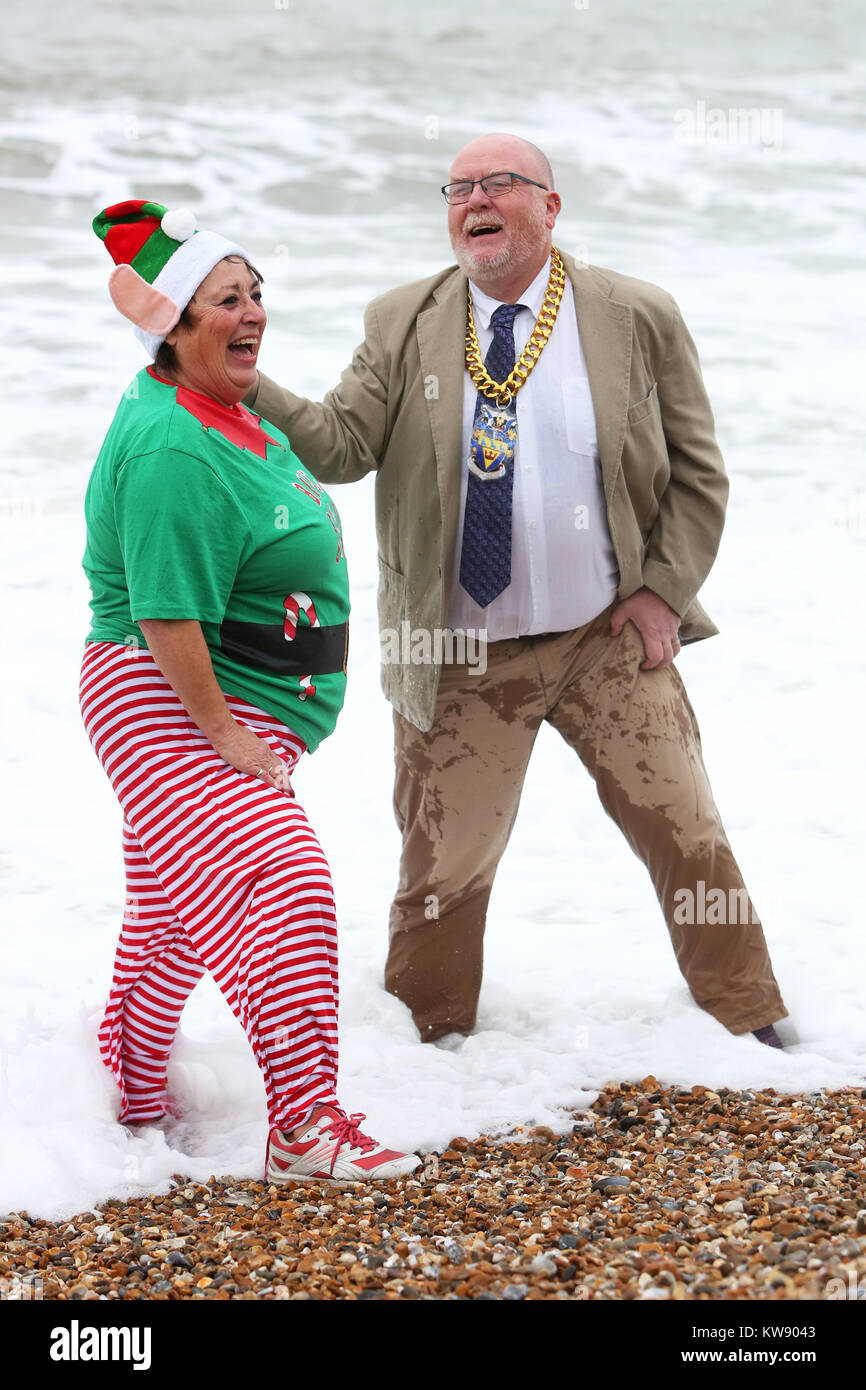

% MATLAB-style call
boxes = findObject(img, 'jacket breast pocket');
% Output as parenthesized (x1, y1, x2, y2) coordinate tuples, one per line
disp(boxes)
(626, 382, 659, 426)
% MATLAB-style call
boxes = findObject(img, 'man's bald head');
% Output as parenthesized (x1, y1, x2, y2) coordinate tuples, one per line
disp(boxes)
(449, 133, 554, 190)
(445, 133, 561, 302)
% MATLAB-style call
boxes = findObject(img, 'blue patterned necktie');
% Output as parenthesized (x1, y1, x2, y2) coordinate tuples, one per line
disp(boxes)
(459, 302, 526, 608)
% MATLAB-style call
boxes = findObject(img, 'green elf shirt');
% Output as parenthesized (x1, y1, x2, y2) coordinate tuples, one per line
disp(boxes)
(83, 366, 349, 753)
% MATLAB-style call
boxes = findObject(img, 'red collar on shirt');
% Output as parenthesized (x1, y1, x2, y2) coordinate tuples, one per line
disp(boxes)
(147, 366, 283, 460)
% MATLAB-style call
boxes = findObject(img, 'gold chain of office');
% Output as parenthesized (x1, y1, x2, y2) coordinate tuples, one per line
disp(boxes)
(465, 246, 567, 406)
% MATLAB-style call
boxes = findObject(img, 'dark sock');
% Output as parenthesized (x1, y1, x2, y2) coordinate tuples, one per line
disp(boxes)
(752, 1023, 784, 1049)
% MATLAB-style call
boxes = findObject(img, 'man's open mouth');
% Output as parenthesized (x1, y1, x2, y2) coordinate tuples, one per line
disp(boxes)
(228, 336, 259, 358)
(469, 224, 503, 238)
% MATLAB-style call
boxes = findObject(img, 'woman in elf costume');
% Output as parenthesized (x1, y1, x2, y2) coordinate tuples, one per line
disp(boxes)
(80, 200, 419, 1186)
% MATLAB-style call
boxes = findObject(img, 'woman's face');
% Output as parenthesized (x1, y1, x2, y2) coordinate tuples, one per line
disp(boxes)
(163, 256, 266, 405)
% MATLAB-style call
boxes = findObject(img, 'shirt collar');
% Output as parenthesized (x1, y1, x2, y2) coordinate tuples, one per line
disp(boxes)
(468, 254, 552, 331)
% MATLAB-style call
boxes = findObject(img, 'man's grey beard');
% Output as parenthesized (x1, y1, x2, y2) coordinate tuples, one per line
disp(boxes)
(454, 239, 516, 281)
(452, 203, 549, 283)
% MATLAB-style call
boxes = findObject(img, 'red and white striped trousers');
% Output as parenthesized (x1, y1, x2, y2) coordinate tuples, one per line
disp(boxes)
(79, 641, 340, 1134)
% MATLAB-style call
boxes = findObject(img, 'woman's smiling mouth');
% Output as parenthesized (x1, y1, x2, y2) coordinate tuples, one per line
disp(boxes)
(228, 335, 259, 359)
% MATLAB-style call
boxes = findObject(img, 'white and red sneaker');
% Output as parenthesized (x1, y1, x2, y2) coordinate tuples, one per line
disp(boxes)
(266, 1106, 421, 1186)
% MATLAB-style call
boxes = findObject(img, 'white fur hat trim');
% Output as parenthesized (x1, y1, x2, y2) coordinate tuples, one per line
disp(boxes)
(133, 229, 249, 359)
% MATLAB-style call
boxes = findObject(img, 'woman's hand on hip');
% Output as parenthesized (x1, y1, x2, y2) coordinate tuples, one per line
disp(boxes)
(135, 619, 290, 791)
(211, 721, 290, 792)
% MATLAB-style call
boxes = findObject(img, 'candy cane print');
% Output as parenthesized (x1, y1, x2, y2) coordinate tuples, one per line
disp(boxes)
(283, 592, 320, 642)
(283, 592, 320, 700)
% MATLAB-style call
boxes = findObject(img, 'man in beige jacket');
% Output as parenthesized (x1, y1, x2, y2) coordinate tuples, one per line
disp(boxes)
(246, 132, 787, 1049)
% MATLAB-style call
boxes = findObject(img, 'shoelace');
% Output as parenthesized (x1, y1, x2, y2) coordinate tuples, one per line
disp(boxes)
(321, 1112, 377, 1165)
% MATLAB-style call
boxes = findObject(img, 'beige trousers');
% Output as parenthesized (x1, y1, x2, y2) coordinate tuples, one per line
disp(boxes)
(384, 607, 786, 1041)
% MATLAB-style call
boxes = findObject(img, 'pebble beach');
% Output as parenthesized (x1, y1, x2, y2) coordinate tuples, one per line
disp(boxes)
(5, 1080, 864, 1303)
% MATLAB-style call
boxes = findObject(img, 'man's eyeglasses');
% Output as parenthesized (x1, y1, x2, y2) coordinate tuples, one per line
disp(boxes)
(440, 172, 549, 204)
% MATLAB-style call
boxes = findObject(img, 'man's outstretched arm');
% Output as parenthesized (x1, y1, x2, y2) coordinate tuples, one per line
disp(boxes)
(245, 299, 389, 485)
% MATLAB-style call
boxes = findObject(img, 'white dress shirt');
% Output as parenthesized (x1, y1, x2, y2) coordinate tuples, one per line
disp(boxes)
(447, 255, 619, 639)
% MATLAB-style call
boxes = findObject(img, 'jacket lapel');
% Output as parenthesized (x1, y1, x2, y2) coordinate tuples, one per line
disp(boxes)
(561, 251, 633, 504)
(416, 268, 467, 593)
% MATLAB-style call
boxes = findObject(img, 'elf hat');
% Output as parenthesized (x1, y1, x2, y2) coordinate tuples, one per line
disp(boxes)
(93, 200, 250, 359)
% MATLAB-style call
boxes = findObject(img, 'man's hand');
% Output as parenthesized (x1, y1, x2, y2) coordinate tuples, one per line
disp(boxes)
(609, 587, 681, 670)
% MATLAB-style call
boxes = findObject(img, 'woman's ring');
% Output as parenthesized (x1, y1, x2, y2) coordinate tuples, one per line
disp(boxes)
(256, 766, 266, 779)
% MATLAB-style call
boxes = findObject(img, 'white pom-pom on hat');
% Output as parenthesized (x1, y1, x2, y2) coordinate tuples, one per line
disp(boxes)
(161, 208, 197, 243)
